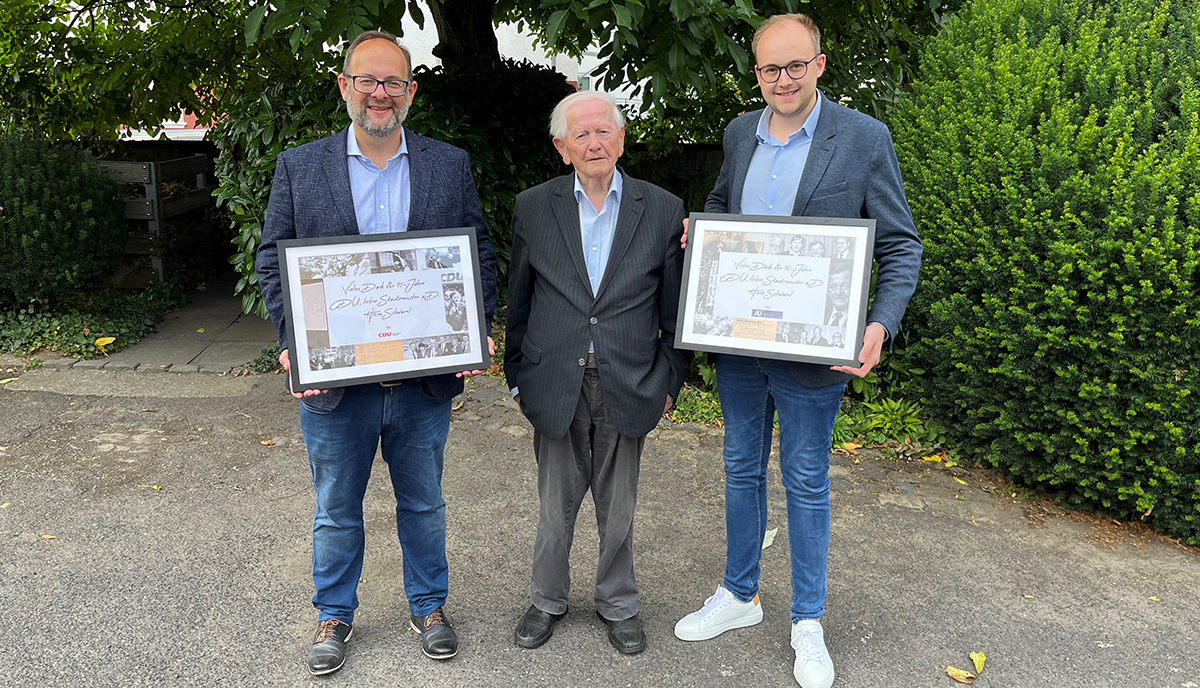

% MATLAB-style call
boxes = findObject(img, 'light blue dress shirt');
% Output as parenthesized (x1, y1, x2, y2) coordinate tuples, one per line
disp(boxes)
(346, 129, 410, 235)
(577, 169, 622, 353)
(739, 96, 822, 215)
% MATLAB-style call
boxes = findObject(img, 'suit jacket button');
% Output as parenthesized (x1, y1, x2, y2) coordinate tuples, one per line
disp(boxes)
(589, 317, 598, 325)
(578, 358, 586, 366)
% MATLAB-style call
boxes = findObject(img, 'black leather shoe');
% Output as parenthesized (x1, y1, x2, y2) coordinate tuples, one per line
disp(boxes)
(410, 607, 457, 660)
(514, 604, 567, 649)
(597, 611, 645, 654)
(307, 619, 353, 675)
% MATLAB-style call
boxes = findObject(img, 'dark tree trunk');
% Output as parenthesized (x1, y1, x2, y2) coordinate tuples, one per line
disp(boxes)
(427, 0, 500, 68)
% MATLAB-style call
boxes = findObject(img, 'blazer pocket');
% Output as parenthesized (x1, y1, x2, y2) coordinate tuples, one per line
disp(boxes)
(522, 338, 543, 365)
(809, 182, 850, 200)
(633, 343, 658, 362)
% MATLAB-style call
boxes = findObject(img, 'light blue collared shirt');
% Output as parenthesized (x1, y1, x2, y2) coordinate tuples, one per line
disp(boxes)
(577, 169, 622, 354)
(739, 96, 822, 215)
(576, 169, 623, 297)
(347, 129, 410, 235)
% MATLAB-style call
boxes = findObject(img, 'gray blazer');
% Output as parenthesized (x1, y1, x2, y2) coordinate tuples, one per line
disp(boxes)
(505, 172, 690, 440)
(707, 93, 923, 388)
(256, 127, 498, 411)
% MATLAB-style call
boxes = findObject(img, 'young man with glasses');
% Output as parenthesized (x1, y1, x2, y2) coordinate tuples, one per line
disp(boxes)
(256, 29, 497, 676)
(673, 13, 922, 688)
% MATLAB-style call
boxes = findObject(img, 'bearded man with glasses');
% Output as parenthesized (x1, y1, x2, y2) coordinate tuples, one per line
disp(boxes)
(673, 13, 922, 688)
(256, 29, 497, 676)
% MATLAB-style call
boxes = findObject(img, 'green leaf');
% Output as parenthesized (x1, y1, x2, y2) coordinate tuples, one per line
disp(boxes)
(545, 9, 569, 47)
(612, 4, 633, 29)
(245, 5, 268, 46)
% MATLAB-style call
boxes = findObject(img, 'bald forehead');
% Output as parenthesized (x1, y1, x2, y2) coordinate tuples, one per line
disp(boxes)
(348, 38, 410, 77)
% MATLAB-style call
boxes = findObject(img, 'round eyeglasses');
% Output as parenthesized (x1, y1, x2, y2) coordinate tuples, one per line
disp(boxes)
(755, 55, 821, 83)
(343, 74, 411, 97)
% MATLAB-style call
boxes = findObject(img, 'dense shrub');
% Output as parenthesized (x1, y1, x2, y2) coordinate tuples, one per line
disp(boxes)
(213, 58, 573, 317)
(892, 0, 1200, 542)
(0, 135, 125, 307)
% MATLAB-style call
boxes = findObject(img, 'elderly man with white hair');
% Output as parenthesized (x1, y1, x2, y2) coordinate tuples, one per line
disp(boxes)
(504, 90, 690, 655)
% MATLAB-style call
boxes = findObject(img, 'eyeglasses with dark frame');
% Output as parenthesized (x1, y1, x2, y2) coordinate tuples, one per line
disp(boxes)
(755, 55, 821, 83)
(343, 74, 412, 97)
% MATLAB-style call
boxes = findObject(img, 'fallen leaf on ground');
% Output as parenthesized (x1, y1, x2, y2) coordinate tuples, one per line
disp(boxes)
(1149, 596, 1160, 602)
(923, 455, 942, 462)
(953, 476, 969, 486)
(1023, 594, 1035, 599)
(0, 503, 9, 508)
(840, 442, 861, 451)
(94, 336, 116, 353)
(197, 328, 205, 333)
(970, 651, 986, 673)
(0, 378, 18, 384)
(947, 666, 975, 684)
(762, 528, 778, 550)
(40, 534, 58, 539)
(260, 440, 276, 446)
(141, 408, 156, 413)
(944, 460, 959, 467)
(136, 485, 162, 491)
(452, 400, 464, 411)
(0, 447, 8, 451)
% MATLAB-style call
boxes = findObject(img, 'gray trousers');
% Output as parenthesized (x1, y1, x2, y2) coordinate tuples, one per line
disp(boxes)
(530, 360, 645, 621)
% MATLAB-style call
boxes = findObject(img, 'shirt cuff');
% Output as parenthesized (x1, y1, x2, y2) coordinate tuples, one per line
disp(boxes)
(509, 386, 519, 399)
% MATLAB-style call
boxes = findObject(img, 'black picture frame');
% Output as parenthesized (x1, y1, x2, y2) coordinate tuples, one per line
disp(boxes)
(675, 213, 877, 367)
(278, 228, 489, 391)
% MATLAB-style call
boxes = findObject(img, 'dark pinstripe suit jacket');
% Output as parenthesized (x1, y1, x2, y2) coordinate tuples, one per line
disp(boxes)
(256, 127, 498, 412)
(708, 92, 923, 388)
(504, 172, 690, 440)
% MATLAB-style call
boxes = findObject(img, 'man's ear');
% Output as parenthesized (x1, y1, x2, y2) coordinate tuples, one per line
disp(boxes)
(551, 137, 571, 166)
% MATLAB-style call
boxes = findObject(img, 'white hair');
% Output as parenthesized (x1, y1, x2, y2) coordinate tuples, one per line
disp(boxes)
(549, 90, 625, 140)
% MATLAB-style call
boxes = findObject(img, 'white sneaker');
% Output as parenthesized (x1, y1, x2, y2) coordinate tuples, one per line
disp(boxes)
(791, 619, 835, 688)
(673, 585, 763, 641)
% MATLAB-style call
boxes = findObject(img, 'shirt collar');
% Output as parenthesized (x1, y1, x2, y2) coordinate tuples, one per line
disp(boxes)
(755, 92, 823, 146)
(572, 168, 623, 207)
(346, 126, 408, 163)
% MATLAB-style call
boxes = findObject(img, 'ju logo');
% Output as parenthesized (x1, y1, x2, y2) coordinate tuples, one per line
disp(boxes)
(752, 309, 783, 319)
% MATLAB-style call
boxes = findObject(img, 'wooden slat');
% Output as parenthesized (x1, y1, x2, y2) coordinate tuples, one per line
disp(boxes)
(123, 237, 156, 255)
(97, 161, 152, 184)
(158, 155, 209, 186)
(162, 187, 213, 218)
(123, 197, 154, 220)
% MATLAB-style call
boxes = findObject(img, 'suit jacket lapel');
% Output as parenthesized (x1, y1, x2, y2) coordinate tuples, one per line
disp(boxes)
(322, 128, 359, 235)
(729, 121, 758, 214)
(792, 93, 837, 216)
(405, 128, 430, 231)
(551, 176, 592, 292)
(595, 174, 644, 301)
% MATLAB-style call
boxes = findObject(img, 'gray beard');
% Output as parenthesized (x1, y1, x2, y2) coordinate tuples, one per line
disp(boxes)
(348, 96, 408, 138)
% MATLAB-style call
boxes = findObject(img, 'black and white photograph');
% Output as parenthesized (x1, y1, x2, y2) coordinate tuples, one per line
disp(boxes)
(677, 214, 876, 367)
(375, 249, 418, 273)
(443, 283, 468, 332)
(424, 246, 461, 270)
(404, 334, 470, 360)
(308, 344, 357, 370)
(298, 252, 374, 282)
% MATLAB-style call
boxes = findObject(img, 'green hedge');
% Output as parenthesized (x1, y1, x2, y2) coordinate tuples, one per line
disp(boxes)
(213, 58, 573, 317)
(0, 135, 125, 308)
(893, 0, 1200, 542)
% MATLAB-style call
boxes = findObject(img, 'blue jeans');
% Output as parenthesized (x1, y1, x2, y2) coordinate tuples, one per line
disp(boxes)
(299, 381, 452, 624)
(715, 354, 845, 621)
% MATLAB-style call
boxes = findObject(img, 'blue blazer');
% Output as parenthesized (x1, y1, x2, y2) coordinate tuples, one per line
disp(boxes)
(707, 92, 923, 388)
(257, 126, 498, 411)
